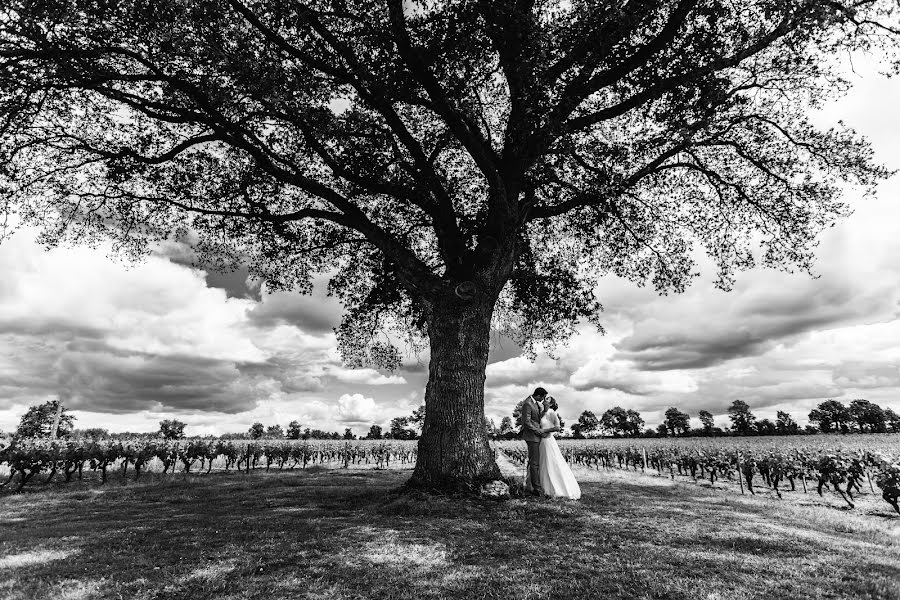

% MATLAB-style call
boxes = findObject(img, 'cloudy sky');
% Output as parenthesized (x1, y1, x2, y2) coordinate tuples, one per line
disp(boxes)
(2, 59, 900, 437)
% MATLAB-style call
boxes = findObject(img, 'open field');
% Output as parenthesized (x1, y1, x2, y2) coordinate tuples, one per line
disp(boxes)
(2, 454, 899, 600)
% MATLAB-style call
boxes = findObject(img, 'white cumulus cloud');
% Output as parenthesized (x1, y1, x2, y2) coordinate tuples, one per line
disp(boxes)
(337, 393, 380, 423)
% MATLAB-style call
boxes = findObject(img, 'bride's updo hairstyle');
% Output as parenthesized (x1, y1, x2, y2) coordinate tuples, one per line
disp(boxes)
(548, 397, 558, 411)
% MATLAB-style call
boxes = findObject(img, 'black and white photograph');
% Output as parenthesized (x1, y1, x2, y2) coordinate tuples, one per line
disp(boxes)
(1, 1, 899, 598)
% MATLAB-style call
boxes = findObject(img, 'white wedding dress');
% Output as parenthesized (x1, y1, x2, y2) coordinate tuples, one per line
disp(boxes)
(526, 409, 581, 500)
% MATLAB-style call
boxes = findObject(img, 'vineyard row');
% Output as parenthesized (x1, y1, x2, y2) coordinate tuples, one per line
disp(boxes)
(498, 441, 900, 515)
(0, 438, 418, 491)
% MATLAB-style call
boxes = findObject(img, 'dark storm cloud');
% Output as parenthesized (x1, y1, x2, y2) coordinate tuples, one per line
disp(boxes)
(485, 355, 570, 388)
(57, 353, 260, 413)
(0, 317, 106, 340)
(0, 333, 269, 414)
(613, 277, 894, 371)
(205, 267, 262, 301)
(614, 335, 776, 371)
(168, 260, 260, 301)
(246, 288, 343, 334)
(570, 377, 651, 395)
(833, 361, 900, 389)
(237, 357, 327, 393)
(156, 241, 262, 301)
(487, 333, 523, 364)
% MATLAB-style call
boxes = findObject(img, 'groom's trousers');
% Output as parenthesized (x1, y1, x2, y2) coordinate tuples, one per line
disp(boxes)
(525, 440, 543, 495)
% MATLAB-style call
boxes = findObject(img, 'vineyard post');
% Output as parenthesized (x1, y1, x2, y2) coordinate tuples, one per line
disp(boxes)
(245, 443, 251, 474)
(737, 452, 744, 495)
(642, 448, 647, 473)
(801, 473, 807, 494)
(866, 470, 875, 493)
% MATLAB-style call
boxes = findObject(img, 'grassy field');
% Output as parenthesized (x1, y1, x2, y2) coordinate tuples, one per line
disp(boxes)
(1, 456, 899, 600)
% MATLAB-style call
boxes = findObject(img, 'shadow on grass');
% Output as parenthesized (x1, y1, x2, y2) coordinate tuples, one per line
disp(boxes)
(1, 468, 898, 600)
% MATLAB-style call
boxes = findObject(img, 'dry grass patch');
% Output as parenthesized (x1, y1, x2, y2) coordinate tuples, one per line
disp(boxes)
(1, 465, 898, 599)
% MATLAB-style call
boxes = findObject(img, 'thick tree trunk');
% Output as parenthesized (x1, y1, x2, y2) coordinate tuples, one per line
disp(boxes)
(408, 294, 502, 491)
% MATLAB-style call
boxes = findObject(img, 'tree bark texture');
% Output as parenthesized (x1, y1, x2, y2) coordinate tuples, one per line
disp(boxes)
(409, 294, 502, 490)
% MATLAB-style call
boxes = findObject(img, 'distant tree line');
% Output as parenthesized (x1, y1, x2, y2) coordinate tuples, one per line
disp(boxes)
(6, 397, 899, 442)
(564, 398, 900, 438)
(3, 400, 436, 442)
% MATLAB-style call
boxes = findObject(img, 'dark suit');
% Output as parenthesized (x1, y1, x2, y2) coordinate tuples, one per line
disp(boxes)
(518, 396, 545, 494)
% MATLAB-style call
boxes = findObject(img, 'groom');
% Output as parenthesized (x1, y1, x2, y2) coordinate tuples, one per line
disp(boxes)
(519, 387, 549, 497)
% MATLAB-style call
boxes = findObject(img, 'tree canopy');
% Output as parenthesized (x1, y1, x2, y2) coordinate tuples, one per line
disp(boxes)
(15, 400, 75, 438)
(599, 406, 644, 437)
(727, 400, 756, 435)
(158, 419, 187, 439)
(808, 399, 852, 433)
(574, 410, 600, 436)
(698, 410, 714, 433)
(663, 406, 690, 435)
(2, 0, 896, 360)
(2, 0, 898, 487)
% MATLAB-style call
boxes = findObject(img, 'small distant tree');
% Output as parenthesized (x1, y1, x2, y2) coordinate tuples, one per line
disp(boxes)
(266, 424, 285, 438)
(624, 410, 644, 437)
(698, 410, 714, 435)
(286, 420, 303, 440)
(655, 423, 669, 437)
(776, 411, 800, 435)
(158, 419, 186, 440)
(848, 399, 886, 433)
(364, 424, 383, 440)
(15, 400, 75, 438)
(884, 408, 900, 434)
(755, 418, 777, 436)
(808, 400, 851, 434)
(484, 417, 498, 439)
(248, 422, 265, 440)
(663, 407, 690, 436)
(727, 400, 756, 435)
(343, 428, 357, 440)
(390, 416, 417, 440)
(577, 411, 600, 437)
(72, 427, 109, 439)
(598, 407, 643, 437)
(499, 416, 515, 436)
(600, 407, 628, 437)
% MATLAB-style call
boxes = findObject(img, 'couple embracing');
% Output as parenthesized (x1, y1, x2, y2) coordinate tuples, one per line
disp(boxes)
(519, 387, 581, 500)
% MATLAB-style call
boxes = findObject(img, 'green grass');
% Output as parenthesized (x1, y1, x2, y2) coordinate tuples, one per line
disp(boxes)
(1, 460, 898, 600)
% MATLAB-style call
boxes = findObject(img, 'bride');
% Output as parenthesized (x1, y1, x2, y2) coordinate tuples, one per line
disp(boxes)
(529, 396, 581, 500)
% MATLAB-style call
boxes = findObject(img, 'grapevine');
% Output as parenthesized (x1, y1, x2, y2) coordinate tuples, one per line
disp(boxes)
(0, 438, 417, 491)
(497, 435, 900, 516)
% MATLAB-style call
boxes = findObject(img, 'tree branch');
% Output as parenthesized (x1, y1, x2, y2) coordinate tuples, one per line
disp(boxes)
(546, 0, 698, 134)
(226, 0, 467, 262)
(385, 0, 502, 189)
(564, 10, 800, 134)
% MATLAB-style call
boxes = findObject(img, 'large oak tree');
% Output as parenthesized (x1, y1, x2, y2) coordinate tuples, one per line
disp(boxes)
(1, 0, 897, 489)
